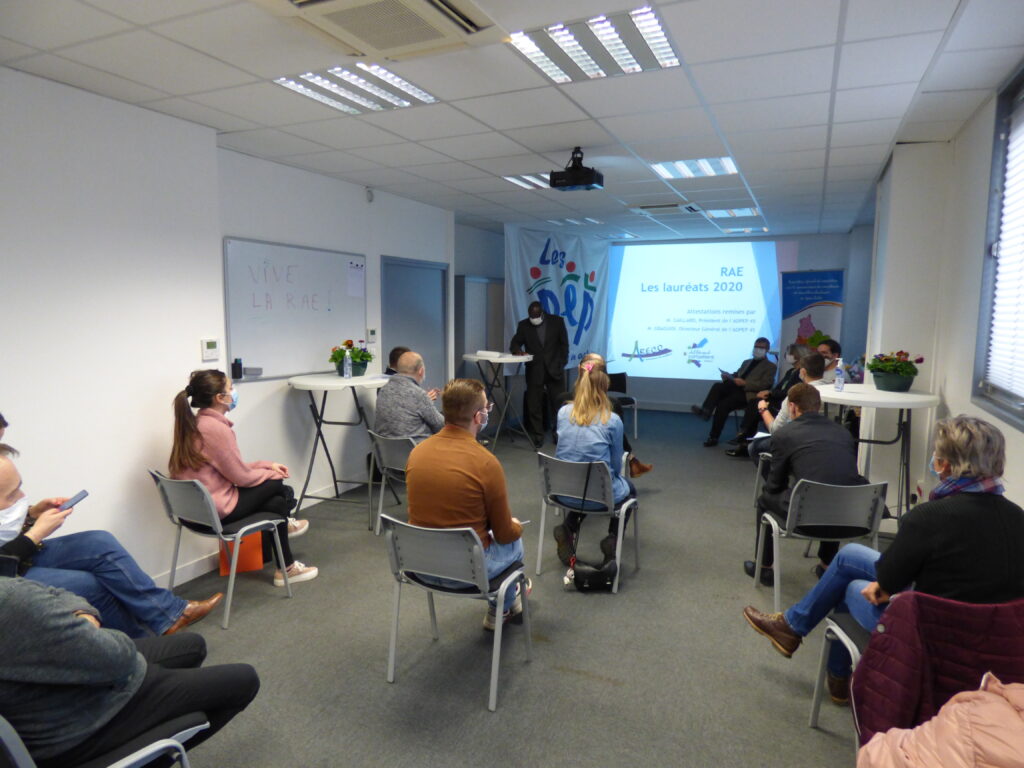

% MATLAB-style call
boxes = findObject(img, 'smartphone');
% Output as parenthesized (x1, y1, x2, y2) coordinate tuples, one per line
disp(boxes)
(58, 490, 88, 511)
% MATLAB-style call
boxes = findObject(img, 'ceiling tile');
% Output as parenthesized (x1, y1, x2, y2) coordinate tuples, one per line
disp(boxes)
(827, 144, 889, 167)
(559, 68, 699, 118)
(347, 142, 452, 167)
(693, 47, 835, 104)
(58, 30, 257, 95)
(945, 0, 1024, 51)
(829, 118, 900, 147)
(905, 89, 989, 123)
(826, 164, 881, 182)
(843, 0, 958, 41)
(334, 168, 431, 187)
(734, 148, 826, 171)
(838, 32, 943, 90)
(358, 104, 490, 141)
(454, 87, 588, 130)
(896, 120, 963, 142)
(744, 167, 825, 186)
(503, 120, 614, 154)
(190, 81, 344, 126)
(468, 153, 553, 176)
(923, 47, 1024, 91)
(11, 53, 168, 102)
(713, 92, 832, 132)
(447, 177, 528, 194)
(282, 150, 381, 174)
(152, 3, 345, 80)
(82, 0, 237, 25)
(217, 129, 330, 158)
(421, 132, 527, 160)
(408, 162, 491, 182)
(600, 107, 717, 143)
(142, 96, 261, 131)
(833, 83, 917, 122)
(0, 0, 131, 49)
(387, 45, 549, 101)
(0, 35, 37, 62)
(281, 117, 405, 150)
(628, 136, 730, 165)
(727, 125, 829, 154)
(661, 0, 840, 64)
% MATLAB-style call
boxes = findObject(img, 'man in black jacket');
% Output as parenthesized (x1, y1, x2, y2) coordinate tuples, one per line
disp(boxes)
(691, 337, 777, 447)
(744, 383, 865, 583)
(510, 301, 569, 447)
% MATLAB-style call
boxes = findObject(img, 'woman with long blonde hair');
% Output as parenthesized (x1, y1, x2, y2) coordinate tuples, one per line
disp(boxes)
(552, 358, 637, 567)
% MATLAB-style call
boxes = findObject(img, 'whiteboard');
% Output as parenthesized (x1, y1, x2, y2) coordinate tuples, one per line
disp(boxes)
(224, 238, 366, 380)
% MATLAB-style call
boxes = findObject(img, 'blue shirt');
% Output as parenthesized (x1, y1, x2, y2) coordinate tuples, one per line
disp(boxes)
(554, 404, 629, 504)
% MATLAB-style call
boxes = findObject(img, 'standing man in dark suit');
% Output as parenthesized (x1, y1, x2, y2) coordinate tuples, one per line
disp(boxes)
(744, 383, 866, 584)
(691, 336, 777, 447)
(510, 301, 569, 447)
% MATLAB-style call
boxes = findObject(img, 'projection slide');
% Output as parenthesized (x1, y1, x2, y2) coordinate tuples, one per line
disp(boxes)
(607, 241, 781, 380)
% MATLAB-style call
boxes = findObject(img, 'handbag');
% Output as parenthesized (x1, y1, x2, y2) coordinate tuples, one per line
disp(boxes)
(563, 462, 617, 593)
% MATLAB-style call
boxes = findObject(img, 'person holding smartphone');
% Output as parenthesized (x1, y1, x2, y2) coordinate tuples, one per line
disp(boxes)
(0, 443, 222, 636)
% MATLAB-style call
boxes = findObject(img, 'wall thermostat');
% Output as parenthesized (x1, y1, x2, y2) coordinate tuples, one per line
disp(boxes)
(201, 338, 220, 362)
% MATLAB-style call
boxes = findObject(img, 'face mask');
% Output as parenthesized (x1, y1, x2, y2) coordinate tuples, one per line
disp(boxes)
(227, 389, 239, 411)
(529, 316, 543, 326)
(929, 453, 942, 479)
(0, 497, 30, 547)
(785, 354, 796, 364)
(478, 408, 489, 430)
(752, 348, 767, 359)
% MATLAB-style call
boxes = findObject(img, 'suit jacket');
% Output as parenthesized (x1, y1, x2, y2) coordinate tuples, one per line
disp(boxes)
(509, 313, 569, 379)
(763, 411, 865, 503)
(732, 357, 777, 402)
(768, 366, 801, 407)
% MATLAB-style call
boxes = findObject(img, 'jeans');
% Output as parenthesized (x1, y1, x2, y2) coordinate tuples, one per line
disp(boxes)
(420, 537, 525, 612)
(784, 543, 885, 676)
(25, 530, 187, 637)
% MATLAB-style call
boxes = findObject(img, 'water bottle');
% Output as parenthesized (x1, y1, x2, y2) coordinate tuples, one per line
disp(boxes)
(834, 357, 845, 391)
(343, 347, 353, 379)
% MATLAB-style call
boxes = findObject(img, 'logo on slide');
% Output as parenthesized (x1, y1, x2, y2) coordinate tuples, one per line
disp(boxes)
(621, 340, 672, 361)
(685, 338, 713, 368)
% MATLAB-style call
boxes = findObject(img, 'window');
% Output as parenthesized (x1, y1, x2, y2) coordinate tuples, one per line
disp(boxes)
(975, 63, 1024, 430)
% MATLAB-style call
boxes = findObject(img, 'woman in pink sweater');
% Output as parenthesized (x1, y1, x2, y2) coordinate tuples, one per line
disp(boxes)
(170, 369, 318, 586)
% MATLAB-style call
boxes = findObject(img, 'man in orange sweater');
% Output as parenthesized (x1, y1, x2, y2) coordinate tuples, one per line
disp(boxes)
(406, 379, 529, 630)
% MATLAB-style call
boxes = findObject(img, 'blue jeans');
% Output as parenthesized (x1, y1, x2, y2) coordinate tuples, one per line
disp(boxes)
(25, 530, 187, 637)
(420, 537, 525, 612)
(784, 543, 886, 676)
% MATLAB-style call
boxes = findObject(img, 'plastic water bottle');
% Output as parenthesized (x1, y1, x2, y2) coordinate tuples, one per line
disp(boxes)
(834, 357, 845, 391)
(343, 347, 353, 379)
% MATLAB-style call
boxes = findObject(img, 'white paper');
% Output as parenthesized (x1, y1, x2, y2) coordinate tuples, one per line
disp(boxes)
(347, 260, 364, 298)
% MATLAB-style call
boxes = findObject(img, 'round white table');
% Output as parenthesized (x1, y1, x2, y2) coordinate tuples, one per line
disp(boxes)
(463, 353, 533, 450)
(288, 373, 388, 513)
(819, 383, 940, 517)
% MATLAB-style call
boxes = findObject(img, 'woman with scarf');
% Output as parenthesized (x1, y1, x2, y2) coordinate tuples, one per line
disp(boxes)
(742, 415, 1024, 704)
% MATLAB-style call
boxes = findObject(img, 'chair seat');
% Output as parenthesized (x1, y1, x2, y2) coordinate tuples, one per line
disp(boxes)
(549, 494, 613, 513)
(72, 713, 208, 768)
(829, 611, 873, 650)
(404, 561, 524, 596)
(180, 511, 283, 538)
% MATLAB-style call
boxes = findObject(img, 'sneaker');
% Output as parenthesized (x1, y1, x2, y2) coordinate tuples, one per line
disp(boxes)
(273, 561, 318, 587)
(287, 517, 309, 538)
(483, 578, 532, 630)
(553, 525, 574, 566)
(600, 535, 618, 564)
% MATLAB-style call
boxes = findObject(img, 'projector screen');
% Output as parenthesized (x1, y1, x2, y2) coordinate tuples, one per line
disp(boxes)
(607, 241, 781, 380)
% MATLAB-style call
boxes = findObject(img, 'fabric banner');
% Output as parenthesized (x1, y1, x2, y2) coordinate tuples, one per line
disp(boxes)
(780, 270, 844, 356)
(505, 225, 609, 368)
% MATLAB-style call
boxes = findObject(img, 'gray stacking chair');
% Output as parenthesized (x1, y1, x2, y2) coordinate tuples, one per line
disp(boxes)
(0, 712, 208, 768)
(380, 513, 532, 712)
(754, 479, 888, 613)
(809, 611, 872, 739)
(367, 430, 417, 535)
(535, 453, 640, 593)
(148, 470, 292, 629)
(607, 372, 639, 440)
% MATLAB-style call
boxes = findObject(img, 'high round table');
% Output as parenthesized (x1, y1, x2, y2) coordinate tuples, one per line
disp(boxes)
(288, 373, 388, 512)
(819, 383, 940, 518)
(463, 353, 533, 451)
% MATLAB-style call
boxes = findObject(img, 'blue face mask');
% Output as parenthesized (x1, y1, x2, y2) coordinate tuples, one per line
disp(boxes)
(227, 389, 239, 411)
(928, 453, 941, 478)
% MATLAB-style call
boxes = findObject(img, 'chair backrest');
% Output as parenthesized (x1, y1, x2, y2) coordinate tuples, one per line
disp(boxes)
(368, 431, 417, 475)
(0, 715, 34, 768)
(607, 372, 628, 394)
(785, 479, 887, 539)
(379, 514, 489, 592)
(147, 470, 224, 536)
(537, 453, 615, 513)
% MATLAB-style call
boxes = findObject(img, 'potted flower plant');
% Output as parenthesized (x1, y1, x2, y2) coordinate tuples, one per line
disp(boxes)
(867, 351, 924, 392)
(329, 340, 373, 376)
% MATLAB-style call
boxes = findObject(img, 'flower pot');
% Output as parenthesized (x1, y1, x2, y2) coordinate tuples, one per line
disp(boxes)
(872, 372, 915, 392)
(335, 361, 368, 377)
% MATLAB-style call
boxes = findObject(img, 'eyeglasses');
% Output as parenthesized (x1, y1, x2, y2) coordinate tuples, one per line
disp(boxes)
(477, 401, 494, 415)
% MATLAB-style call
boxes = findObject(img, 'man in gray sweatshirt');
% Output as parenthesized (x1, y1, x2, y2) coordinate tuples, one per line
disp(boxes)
(374, 350, 444, 442)
(0, 578, 258, 766)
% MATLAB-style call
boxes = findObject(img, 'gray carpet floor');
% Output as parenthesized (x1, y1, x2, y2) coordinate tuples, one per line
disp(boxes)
(175, 411, 859, 767)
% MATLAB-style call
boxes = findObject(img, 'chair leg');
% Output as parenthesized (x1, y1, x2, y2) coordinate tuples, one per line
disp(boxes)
(375, 470, 387, 537)
(426, 592, 439, 640)
(772, 531, 783, 614)
(612, 513, 625, 594)
(222, 538, 243, 630)
(270, 529, 292, 598)
(753, 521, 768, 591)
(632, 506, 640, 572)
(535, 500, 547, 576)
(367, 452, 376, 531)
(387, 582, 401, 683)
(168, 525, 183, 590)
(489, 581, 510, 712)
(387, 476, 401, 505)
(809, 628, 831, 728)
(520, 574, 533, 663)
(631, 405, 638, 441)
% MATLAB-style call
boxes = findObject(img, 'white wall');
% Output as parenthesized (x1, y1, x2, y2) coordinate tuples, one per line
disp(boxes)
(454, 223, 504, 278)
(0, 66, 455, 582)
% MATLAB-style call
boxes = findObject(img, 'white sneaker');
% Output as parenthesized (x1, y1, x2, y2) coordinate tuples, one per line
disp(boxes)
(274, 561, 318, 587)
(286, 517, 309, 538)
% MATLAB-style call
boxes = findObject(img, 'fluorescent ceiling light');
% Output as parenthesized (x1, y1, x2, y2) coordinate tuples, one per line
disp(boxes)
(503, 176, 534, 190)
(630, 6, 679, 69)
(584, 217, 603, 224)
(522, 174, 550, 188)
(651, 157, 740, 179)
(546, 219, 564, 225)
(546, 24, 605, 79)
(652, 163, 674, 179)
(273, 78, 360, 114)
(355, 63, 437, 103)
(299, 73, 383, 111)
(706, 208, 759, 218)
(587, 15, 641, 74)
(505, 173, 552, 190)
(565, 218, 584, 225)
(509, 31, 571, 84)
(327, 67, 411, 107)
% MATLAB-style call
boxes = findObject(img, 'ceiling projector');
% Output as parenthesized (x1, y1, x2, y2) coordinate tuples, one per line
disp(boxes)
(550, 146, 604, 191)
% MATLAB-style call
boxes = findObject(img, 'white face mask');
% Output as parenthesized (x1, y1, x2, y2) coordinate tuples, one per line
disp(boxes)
(529, 315, 543, 326)
(752, 347, 767, 359)
(0, 496, 30, 547)
(785, 354, 796, 364)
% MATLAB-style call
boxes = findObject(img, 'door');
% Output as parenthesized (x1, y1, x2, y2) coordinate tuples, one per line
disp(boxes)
(381, 257, 448, 391)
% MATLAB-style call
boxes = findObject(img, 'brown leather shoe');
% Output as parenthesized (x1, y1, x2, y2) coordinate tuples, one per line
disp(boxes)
(742, 605, 802, 658)
(827, 672, 850, 705)
(163, 592, 224, 635)
(628, 457, 653, 477)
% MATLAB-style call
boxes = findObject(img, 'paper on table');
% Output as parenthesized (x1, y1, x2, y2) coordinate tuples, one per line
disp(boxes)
(476, 350, 502, 358)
